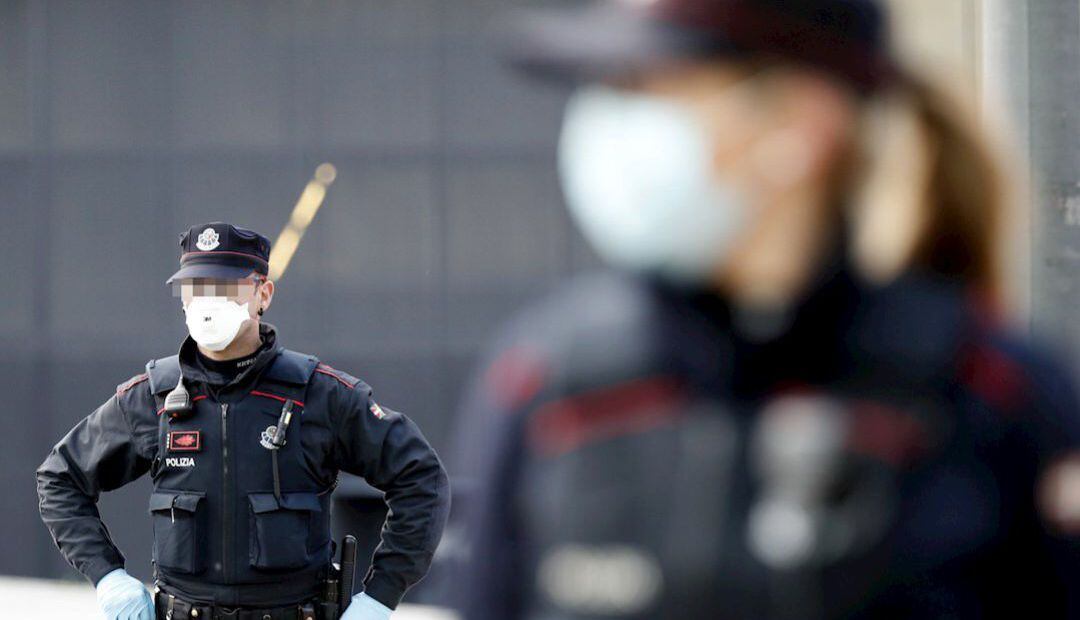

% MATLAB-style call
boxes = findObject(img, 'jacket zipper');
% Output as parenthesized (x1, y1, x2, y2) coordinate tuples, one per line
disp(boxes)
(221, 403, 230, 583)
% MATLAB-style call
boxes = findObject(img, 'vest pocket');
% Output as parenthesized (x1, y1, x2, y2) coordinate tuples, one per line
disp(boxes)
(248, 492, 323, 571)
(148, 490, 206, 574)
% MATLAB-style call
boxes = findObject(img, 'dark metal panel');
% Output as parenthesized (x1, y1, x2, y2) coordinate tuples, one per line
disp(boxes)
(443, 160, 570, 350)
(0, 161, 36, 344)
(47, 157, 173, 359)
(0, 1, 32, 150)
(443, 49, 569, 150)
(47, 0, 171, 150)
(170, 1, 299, 149)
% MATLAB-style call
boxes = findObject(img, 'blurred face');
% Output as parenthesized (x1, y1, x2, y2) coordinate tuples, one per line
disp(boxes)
(558, 60, 856, 299)
(174, 277, 262, 307)
(172, 273, 274, 351)
(629, 63, 815, 212)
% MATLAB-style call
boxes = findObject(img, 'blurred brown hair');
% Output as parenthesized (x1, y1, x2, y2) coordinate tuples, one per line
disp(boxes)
(906, 74, 1005, 299)
(850, 70, 1008, 305)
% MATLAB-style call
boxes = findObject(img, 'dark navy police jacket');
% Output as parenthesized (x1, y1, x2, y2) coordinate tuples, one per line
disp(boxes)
(37, 323, 450, 609)
(455, 266, 1080, 620)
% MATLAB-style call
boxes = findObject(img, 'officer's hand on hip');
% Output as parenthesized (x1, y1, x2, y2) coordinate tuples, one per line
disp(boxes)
(341, 592, 392, 620)
(95, 568, 154, 620)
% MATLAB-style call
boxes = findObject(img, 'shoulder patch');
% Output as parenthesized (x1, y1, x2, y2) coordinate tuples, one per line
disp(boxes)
(369, 401, 388, 419)
(314, 363, 361, 389)
(116, 373, 150, 396)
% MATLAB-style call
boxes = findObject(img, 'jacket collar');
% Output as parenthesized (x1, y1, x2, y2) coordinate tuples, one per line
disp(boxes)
(655, 259, 968, 401)
(178, 322, 284, 394)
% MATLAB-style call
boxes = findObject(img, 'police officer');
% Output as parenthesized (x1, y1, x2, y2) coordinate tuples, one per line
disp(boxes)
(455, 1, 1080, 618)
(37, 222, 450, 620)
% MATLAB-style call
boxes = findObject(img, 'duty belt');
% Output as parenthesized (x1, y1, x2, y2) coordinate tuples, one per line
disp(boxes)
(154, 590, 319, 620)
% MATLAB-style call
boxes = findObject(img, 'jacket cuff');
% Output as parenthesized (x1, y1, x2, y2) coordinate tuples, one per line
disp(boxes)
(86, 559, 125, 588)
(362, 573, 403, 610)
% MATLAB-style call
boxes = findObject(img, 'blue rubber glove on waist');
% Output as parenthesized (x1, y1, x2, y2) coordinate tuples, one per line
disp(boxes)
(95, 568, 154, 620)
(340, 592, 392, 620)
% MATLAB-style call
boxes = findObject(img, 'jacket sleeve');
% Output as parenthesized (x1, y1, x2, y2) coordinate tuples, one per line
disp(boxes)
(35, 390, 155, 586)
(330, 380, 451, 610)
(1020, 349, 1080, 615)
(453, 370, 531, 620)
(450, 327, 555, 620)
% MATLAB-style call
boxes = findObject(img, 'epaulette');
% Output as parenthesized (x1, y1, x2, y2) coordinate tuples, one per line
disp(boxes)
(262, 349, 319, 386)
(146, 355, 181, 395)
(116, 372, 150, 396)
(313, 362, 362, 389)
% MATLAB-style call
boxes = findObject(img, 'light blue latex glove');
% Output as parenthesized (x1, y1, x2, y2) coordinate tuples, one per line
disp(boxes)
(95, 568, 154, 620)
(340, 592, 392, 620)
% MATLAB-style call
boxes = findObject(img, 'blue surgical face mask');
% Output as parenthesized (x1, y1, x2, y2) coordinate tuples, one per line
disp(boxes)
(558, 84, 754, 284)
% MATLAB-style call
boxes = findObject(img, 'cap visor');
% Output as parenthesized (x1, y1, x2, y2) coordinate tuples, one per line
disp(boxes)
(501, 3, 732, 82)
(165, 263, 258, 285)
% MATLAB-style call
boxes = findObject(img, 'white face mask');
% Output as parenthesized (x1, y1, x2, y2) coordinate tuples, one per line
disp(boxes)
(183, 297, 251, 351)
(558, 84, 753, 283)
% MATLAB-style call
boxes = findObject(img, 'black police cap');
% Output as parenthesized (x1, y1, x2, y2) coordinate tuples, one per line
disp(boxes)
(503, 0, 898, 94)
(165, 222, 271, 285)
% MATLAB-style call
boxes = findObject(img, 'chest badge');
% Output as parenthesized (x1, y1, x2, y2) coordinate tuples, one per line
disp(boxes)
(260, 400, 294, 450)
(260, 425, 278, 450)
(168, 430, 201, 452)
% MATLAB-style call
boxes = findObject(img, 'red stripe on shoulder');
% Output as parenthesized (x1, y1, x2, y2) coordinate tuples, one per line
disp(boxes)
(527, 376, 685, 457)
(958, 342, 1029, 414)
(116, 373, 149, 395)
(482, 345, 547, 412)
(315, 363, 356, 389)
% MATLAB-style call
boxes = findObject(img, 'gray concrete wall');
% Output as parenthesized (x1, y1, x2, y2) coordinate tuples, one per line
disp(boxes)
(982, 0, 1080, 358)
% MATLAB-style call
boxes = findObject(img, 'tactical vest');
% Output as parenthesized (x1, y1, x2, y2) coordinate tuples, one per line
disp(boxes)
(144, 349, 333, 603)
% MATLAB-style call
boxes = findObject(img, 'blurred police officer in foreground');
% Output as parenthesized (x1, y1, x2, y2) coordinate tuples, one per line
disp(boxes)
(37, 222, 450, 620)
(455, 1, 1080, 618)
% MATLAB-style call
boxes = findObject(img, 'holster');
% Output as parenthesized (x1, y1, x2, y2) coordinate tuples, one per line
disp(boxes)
(317, 561, 341, 620)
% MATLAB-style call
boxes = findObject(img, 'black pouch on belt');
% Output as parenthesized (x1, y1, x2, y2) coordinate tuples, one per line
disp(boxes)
(154, 591, 206, 620)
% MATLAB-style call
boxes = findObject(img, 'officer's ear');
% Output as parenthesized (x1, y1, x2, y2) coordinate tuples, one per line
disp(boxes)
(257, 278, 274, 316)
